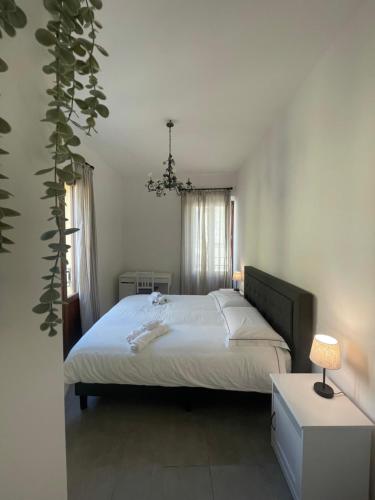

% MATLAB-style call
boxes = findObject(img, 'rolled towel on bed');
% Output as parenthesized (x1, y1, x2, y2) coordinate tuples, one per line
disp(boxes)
(130, 324, 169, 353)
(126, 320, 162, 343)
(148, 291, 161, 303)
(149, 291, 168, 305)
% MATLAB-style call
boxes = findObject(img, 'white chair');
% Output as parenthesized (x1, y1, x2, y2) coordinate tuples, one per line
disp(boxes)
(136, 272, 155, 294)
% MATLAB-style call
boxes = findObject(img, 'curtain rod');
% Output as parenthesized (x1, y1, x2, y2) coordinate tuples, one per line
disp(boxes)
(191, 187, 232, 191)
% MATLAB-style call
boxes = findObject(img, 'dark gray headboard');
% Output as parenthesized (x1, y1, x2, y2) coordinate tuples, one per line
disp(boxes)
(244, 266, 314, 372)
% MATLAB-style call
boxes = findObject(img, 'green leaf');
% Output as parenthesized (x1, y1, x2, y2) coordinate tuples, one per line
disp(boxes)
(48, 326, 58, 337)
(44, 181, 65, 191)
(42, 255, 58, 260)
(2, 20, 16, 37)
(64, 227, 79, 235)
(58, 46, 76, 66)
(65, 135, 80, 147)
(71, 153, 85, 165)
(45, 108, 66, 124)
(0, 117, 11, 134)
(56, 122, 74, 138)
(41, 229, 59, 240)
(0, 207, 20, 218)
(45, 312, 59, 323)
(63, 0, 80, 15)
(49, 265, 60, 273)
(40, 322, 49, 331)
(43, 0, 61, 14)
(0, 57, 8, 72)
(35, 28, 56, 47)
(48, 242, 70, 251)
(96, 103, 109, 118)
(56, 169, 74, 182)
(0, 148, 9, 155)
(90, 89, 106, 100)
(0, 235, 14, 245)
(40, 288, 60, 303)
(0, 221, 13, 230)
(32, 303, 50, 314)
(0, 173, 9, 179)
(8, 7, 27, 29)
(95, 44, 108, 57)
(0, 189, 13, 200)
(89, 0, 103, 9)
(35, 167, 54, 175)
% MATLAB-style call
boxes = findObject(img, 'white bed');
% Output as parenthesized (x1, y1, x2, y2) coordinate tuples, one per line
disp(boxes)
(65, 294, 291, 393)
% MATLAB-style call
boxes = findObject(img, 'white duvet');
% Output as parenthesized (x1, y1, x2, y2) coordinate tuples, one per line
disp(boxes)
(64, 294, 291, 393)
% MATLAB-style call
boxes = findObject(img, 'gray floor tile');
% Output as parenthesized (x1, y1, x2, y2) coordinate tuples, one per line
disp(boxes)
(112, 465, 213, 500)
(211, 465, 273, 500)
(112, 466, 162, 500)
(210, 464, 292, 500)
(160, 466, 213, 500)
(68, 464, 117, 500)
(65, 391, 289, 500)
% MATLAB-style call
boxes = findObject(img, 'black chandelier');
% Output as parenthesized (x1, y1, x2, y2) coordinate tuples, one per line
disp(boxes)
(145, 120, 193, 197)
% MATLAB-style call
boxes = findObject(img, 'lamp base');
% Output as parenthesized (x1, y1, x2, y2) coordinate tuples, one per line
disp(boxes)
(313, 381, 334, 399)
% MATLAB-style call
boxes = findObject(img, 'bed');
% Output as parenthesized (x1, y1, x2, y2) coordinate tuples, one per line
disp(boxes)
(65, 267, 314, 409)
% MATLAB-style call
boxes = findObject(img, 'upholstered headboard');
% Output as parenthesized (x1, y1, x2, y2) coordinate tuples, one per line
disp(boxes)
(244, 266, 314, 372)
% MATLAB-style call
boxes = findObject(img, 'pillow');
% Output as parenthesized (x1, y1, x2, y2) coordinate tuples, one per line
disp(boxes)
(222, 306, 289, 349)
(209, 290, 252, 311)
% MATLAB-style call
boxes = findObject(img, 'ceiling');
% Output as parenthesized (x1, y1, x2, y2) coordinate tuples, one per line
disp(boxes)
(87, 0, 361, 175)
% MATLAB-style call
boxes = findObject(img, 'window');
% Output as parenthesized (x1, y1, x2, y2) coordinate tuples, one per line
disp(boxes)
(64, 183, 76, 298)
(181, 189, 232, 294)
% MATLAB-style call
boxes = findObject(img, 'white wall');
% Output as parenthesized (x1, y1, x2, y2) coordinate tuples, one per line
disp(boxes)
(236, 0, 375, 495)
(0, 4, 67, 499)
(122, 172, 236, 293)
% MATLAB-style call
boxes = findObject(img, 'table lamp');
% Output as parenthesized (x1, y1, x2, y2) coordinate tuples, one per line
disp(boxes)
(309, 334, 341, 398)
(232, 271, 242, 291)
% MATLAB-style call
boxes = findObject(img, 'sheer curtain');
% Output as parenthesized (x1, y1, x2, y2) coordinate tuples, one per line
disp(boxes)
(181, 189, 232, 294)
(72, 164, 100, 332)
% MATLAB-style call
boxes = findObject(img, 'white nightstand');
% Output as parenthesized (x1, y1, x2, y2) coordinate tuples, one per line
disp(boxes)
(270, 373, 373, 500)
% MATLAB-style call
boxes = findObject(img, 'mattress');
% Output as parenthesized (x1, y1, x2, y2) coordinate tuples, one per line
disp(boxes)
(64, 294, 291, 393)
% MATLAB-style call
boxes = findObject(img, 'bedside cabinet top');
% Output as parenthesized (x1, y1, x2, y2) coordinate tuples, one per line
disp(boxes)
(271, 373, 373, 429)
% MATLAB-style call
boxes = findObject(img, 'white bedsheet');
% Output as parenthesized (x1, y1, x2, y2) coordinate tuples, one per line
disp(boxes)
(64, 294, 291, 393)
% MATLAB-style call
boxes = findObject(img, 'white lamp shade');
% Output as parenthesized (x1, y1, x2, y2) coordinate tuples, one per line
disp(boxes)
(310, 334, 341, 370)
(232, 271, 242, 281)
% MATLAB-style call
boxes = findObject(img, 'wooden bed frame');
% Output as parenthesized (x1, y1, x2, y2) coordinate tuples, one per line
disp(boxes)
(75, 266, 314, 410)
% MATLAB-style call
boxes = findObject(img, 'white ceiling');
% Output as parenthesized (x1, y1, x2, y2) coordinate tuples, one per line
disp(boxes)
(88, 0, 361, 174)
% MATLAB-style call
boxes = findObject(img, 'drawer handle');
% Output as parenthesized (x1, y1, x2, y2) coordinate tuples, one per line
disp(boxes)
(271, 411, 276, 431)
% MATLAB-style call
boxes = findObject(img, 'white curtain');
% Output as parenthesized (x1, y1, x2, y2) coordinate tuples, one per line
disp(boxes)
(72, 164, 100, 332)
(181, 189, 232, 294)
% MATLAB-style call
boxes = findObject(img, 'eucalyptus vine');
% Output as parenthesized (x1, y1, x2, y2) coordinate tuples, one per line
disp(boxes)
(33, 0, 109, 336)
(0, 0, 27, 253)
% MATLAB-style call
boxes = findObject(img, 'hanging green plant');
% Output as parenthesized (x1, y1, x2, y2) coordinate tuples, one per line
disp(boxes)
(33, 0, 109, 336)
(0, 0, 27, 253)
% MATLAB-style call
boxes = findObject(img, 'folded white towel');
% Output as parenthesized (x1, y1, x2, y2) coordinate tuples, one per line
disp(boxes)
(155, 296, 167, 305)
(126, 320, 162, 343)
(148, 291, 162, 303)
(130, 324, 169, 353)
(149, 291, 168, 305)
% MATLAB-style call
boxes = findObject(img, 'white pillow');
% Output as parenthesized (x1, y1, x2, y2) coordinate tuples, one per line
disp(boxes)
(209, 290, 252, 311)
(222, 306, 289, 349)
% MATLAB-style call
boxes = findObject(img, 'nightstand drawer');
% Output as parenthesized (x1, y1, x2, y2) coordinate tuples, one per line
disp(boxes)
(272, 391, 302, 498)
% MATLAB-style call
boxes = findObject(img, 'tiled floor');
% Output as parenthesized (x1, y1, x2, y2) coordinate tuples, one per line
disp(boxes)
(65, 388, 292, 500)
